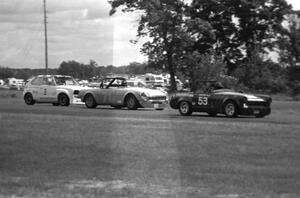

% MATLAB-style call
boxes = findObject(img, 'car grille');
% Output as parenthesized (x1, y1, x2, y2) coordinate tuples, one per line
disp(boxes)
(149, 96, 167, 101)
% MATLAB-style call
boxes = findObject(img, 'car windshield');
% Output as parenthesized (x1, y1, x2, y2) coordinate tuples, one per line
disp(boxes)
(54, 76, 78, 86)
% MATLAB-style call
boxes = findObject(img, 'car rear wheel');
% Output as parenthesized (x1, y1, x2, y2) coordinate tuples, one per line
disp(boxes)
(179, 101, 192, 116)
(85, 94, 97, 108)
(224, 101, 237, 117)
(125, 95, 138, 110)
(24, 93, 35, 105)
(58, 93, 70, 106)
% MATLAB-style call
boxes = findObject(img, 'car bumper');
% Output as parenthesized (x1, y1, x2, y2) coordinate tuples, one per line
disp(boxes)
(139, 100, 167, 110)
(239, 106, 271, 116)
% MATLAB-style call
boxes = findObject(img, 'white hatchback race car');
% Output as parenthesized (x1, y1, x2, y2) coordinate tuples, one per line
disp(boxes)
(23, 75, 89, 106)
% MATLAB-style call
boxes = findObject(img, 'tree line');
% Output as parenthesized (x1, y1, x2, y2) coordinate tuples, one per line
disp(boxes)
(108, 0, 300, 95)
(0, 58, 299, 95)
(0, 61, 156, 81)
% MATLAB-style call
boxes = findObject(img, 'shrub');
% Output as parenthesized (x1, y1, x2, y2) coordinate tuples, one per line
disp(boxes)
(233, 58, 287, 94)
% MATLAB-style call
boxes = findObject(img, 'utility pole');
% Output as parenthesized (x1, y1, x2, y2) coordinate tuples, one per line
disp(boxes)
(43, 0, 48, 75)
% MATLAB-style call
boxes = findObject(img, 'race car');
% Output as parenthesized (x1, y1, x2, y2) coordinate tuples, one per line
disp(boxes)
(78, 77, 168, 110)
(23, 75, 89, 106)
(169, 81, 272, 118)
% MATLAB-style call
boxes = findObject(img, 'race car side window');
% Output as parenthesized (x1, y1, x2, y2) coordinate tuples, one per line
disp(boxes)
(31, 77, 43, 86)
(42, 77, 55, 86)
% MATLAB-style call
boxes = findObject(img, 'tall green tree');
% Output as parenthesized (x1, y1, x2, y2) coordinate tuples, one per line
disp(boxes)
(109, 0, 212, 91)
(278, 12, 300, 67)
(189, 0, 292, 72)
(233, 48, 287, 93)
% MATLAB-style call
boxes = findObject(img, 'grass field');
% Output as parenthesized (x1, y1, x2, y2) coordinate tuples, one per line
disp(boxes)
(0, 90, 300, 198)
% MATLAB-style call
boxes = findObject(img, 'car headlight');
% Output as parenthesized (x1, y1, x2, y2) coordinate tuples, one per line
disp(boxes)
(141, 92, 150, 101)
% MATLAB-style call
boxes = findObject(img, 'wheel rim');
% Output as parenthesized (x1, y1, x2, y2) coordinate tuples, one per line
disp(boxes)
(127, 96, 135, 109)
(180, 102, 189, 114)
(86, 95, 94, 107)
(59, 95, 68, 106)
(25, 94, 32, 104)
(225, 103, 235, 116)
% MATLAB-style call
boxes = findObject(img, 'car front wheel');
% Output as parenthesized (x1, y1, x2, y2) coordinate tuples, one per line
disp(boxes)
(24, 93, 35, 105)
(85, 94, 97, 108)
(125, 95, 138, 110)
(179, 101, 192, 116)
(58, 93, 70, 106)
(224, 101, 238, 117)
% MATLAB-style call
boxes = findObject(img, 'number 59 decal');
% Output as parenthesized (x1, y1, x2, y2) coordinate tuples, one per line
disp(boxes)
(198, 96, 208, 105)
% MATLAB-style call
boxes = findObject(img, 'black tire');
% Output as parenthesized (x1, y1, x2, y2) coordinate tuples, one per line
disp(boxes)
(24, 93, 35, 105)
(58, 93, 70, 106)
(223, 101, 238, 117)
(125, 95, 138, 110)
(84, 94, 97, 108)
(179, 101, 192, 116)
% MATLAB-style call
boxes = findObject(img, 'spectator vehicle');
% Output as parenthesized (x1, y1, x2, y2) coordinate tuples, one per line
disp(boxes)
(23, 75, 89, 106)
(169, 81, 272, 118)
(78, 77, 168, 110)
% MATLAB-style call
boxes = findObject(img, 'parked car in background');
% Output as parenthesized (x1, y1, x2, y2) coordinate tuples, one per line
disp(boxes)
(78, 77, 168, 110)
(23, 75, 90, 106)
(7, 78, 25, 90)
(169, 81, 272, 118)
(126, 78, 146, 87)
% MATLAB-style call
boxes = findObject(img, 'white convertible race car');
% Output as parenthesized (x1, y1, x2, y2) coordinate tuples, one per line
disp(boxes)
(79, 77, 168, 110)
(23, 75, 90, 106)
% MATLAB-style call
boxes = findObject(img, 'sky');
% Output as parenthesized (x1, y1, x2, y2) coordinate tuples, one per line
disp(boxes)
(0, 0, 299, 69)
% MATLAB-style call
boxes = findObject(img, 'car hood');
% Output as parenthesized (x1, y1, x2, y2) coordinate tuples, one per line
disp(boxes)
(214, 90, 265, 101)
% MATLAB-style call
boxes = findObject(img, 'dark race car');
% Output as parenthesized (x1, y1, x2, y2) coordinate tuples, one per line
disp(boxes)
(169, 81, 272, 118)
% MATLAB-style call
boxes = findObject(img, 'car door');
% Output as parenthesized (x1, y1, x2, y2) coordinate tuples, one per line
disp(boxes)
(195, 93, 211, 112)
(95, 78, 124, 105)
(29, 76, 43, 101)
(95, 88, 113, 105)
(109, 88, 127, 105)
(38, 77, 57, 102)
